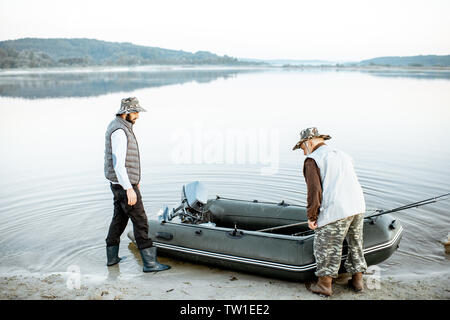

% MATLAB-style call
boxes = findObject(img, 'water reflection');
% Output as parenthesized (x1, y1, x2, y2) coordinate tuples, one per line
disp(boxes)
(1, 67, 449, 100)
(0, 68, 266, 99)
(359, 69, 450, 80)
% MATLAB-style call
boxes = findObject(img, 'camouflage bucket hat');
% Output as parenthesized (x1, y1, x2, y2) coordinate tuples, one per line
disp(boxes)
(116, 97, 147, 115)
(292, 127, 331, 150)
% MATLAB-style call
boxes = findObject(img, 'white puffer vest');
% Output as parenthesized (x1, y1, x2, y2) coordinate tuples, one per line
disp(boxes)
(306, 145, 366, 227)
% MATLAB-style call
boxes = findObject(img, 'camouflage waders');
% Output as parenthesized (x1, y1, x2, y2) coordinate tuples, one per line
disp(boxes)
(313, 213, 367, 277)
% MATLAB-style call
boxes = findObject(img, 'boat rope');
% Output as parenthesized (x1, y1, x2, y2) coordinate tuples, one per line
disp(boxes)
(215, 195, 304, 207)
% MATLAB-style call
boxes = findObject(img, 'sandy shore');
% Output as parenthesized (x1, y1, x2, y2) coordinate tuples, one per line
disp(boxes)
(1, 256, 449, 300)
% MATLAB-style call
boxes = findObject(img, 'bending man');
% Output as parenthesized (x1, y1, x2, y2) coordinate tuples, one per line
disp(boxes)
(293, 127, 367, 296)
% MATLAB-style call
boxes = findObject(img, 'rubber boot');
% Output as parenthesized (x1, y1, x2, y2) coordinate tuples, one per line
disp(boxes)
(348, 272, 364, 292)
(106, 245, 126, 266)
(139, 246, 171, 272)
(310, 276, 333, 296)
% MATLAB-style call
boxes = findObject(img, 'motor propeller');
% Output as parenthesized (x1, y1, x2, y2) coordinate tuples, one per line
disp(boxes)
(158, 181, 208, 223)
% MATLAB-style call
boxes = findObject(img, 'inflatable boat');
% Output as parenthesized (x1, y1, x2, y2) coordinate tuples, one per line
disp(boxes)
(128, 181, 403, 281)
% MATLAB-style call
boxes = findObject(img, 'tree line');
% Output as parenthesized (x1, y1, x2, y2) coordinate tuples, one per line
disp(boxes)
(0, 38, 253, 69)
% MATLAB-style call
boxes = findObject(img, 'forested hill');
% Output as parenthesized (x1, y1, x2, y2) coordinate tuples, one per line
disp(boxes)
(0, 38, 247, 68)
(359, 55, 450, 67)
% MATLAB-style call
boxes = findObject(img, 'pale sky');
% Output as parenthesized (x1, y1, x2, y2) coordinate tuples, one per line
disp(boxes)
(1, 0, 449, 61)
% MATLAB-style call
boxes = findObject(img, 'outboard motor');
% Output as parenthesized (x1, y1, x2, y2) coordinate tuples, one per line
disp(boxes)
(159, 181, 209, 224)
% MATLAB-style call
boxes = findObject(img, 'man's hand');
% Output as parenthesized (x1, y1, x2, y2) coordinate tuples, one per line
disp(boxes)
(126, 188, 137, 206)
(308, 219, 318, 230)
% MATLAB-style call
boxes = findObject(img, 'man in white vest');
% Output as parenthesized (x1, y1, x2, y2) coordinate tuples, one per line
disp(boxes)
(293, 127, 367, 296)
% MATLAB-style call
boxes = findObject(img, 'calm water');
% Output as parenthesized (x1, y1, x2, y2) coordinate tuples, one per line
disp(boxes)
(0, 66, 449, 280)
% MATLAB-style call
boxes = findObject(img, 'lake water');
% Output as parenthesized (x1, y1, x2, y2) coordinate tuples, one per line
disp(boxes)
(0, 65, 449, 281)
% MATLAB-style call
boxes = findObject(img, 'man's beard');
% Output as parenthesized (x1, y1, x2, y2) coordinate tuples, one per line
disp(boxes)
(125, 114, 136, 124)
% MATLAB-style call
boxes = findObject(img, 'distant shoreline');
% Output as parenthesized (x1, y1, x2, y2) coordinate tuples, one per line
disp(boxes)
(1, 64, 449, 75)
(1, 38, 449, 71)
(281, 64, 450, 71)
(0, 64, 268, 75)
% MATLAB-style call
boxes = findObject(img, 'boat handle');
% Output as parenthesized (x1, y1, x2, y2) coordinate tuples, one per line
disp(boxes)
(389, 220, 396, 230)
(227, 224, 245, 238)
(227, 230, 245, 238)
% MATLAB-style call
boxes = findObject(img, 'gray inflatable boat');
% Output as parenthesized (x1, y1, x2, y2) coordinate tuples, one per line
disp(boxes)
(128, 181, 403, 281)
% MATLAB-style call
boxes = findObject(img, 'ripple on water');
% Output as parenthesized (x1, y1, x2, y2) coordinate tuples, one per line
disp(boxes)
(1, 70, 449, 279)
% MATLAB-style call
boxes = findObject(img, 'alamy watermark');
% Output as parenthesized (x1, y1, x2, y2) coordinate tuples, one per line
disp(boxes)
(365, 265, 381, 290)
(170, 122, 279, 175)
(66, 265, 81, 290)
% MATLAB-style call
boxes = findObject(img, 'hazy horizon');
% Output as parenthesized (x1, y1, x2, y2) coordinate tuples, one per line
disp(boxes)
(1, 0, 450, 61)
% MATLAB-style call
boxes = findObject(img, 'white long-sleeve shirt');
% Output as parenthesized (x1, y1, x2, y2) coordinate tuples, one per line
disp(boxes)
(110, 129, 132, 190)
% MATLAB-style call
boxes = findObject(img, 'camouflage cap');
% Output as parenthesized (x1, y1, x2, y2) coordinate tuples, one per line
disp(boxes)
(292, 127, 331, 150)
(116, 97, 147, 115)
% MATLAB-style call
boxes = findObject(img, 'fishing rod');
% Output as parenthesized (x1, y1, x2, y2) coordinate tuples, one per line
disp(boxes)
(257, 221, 309, 233)
(365, 192, 450, 219)
(257, 192, 449, 233)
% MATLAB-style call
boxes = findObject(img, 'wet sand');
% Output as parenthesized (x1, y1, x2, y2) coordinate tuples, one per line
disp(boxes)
(1, 255, 448, 300)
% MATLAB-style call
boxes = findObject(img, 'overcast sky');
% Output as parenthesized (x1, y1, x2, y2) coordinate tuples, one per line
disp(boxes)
(1, 0, 449, 61)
